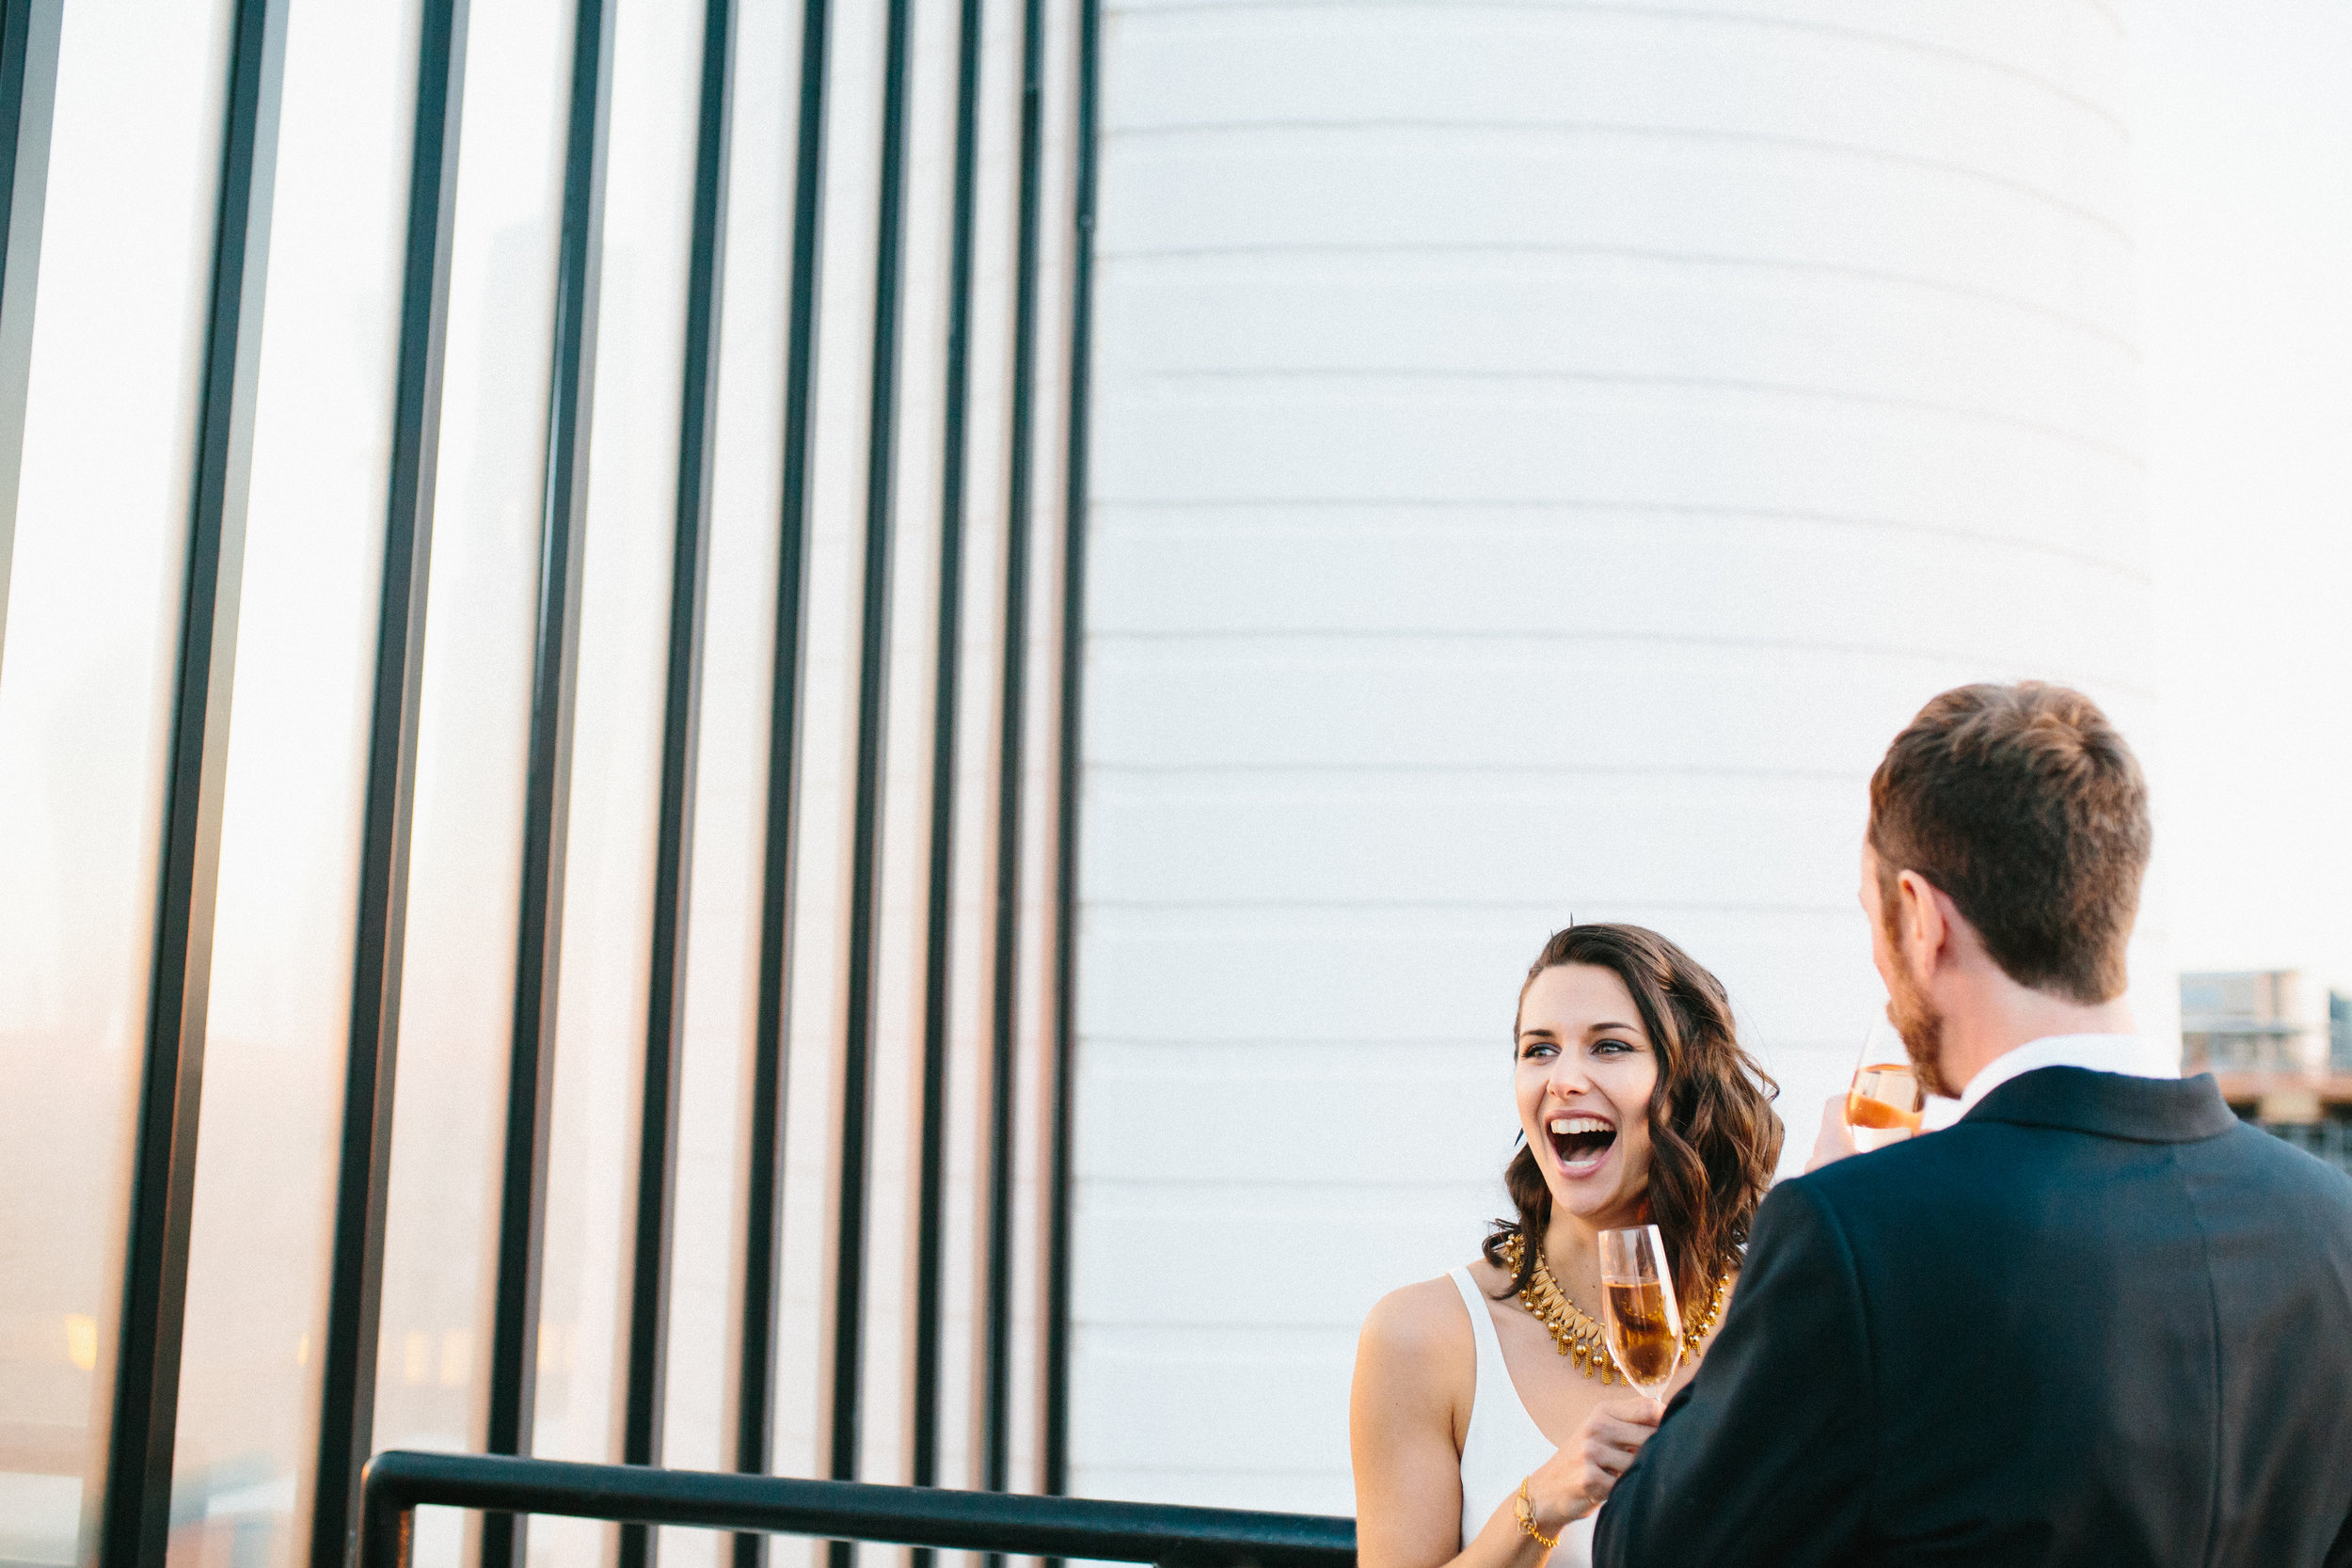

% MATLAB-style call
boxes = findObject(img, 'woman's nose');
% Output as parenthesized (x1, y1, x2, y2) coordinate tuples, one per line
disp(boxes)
(1545, 1058, 1592, 1097)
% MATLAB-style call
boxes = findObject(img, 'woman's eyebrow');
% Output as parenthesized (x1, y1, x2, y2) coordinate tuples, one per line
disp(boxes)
(1582, 1019, 1642, 1037)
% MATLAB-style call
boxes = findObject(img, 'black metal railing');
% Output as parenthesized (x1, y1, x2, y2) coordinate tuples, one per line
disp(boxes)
(358, 1452, 1356, 1568)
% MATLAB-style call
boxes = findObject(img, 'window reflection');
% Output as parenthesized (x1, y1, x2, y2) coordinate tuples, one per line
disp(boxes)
(160, 3, 421, 1567)
(0, 1, 234, 1562)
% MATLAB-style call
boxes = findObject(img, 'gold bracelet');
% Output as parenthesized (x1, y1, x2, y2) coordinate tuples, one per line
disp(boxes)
(1514, 1479, 1559, 1550)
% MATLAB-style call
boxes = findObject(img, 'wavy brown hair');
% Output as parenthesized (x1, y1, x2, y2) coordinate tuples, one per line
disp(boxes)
(1481, 923, 1782, 1315)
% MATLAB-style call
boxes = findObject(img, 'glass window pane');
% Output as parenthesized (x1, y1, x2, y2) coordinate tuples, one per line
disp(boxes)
(163, 4, 422, 1566)
(528, 5, 706, 1565)
(0, 2, 234, 1563)
(371, 7, 572, 1568)
(649, 8, 793, 1567)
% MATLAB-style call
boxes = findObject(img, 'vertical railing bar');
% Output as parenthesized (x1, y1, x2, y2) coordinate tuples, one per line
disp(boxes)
(909, 0, 986, 1552)
(620, 5, 738, 1568)
(829, 0, 918, 1560)
(97, 0, 289, 1562)
(736, 0, 832, 1560)
(308, 5, 471, 1566)
(0, 0, 60, 683)
(980, 0, 1047, 1544)
(1039, 0, 1098, 1522)
(481, 1, 616, 1564)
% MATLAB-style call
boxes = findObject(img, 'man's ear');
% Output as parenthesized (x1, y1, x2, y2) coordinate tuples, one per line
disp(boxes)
(1896, 869, 1949, 974)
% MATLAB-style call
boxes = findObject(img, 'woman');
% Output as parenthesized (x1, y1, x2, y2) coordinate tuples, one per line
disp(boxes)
(1350, 924, 1782, 1567)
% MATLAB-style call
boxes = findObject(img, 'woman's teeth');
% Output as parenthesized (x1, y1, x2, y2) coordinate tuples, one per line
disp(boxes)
(1548, 1115, 1617, 1170)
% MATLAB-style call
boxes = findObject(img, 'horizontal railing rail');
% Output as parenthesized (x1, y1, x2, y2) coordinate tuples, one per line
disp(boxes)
(358, 1451, 1357, 1568)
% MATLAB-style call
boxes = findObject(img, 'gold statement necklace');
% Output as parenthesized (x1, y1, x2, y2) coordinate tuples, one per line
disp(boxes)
(1498, 1231, 1728, 1383)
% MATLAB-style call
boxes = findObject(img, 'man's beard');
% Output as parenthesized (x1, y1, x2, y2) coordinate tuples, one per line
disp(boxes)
(1886, 952, 1959, 1099)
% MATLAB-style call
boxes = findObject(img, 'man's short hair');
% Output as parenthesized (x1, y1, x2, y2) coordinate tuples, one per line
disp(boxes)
(1867, 682, 2149, 1003)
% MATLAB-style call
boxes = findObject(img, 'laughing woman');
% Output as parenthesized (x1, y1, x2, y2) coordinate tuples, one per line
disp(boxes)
(1350, 924, 1781, 1568)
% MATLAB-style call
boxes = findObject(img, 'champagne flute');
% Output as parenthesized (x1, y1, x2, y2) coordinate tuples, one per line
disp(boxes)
(1598, 1224, 1683, 1403)
(1846, 1014, 1924, 1151)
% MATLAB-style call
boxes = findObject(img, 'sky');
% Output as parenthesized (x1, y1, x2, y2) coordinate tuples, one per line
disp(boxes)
(2132, 0, 2352, 998)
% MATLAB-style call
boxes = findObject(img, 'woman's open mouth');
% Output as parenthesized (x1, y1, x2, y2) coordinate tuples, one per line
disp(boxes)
(1549, 1115, 1618, 1176)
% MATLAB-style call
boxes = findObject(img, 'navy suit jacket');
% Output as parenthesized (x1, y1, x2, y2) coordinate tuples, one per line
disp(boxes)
(1593, 1068, 2352, 1566)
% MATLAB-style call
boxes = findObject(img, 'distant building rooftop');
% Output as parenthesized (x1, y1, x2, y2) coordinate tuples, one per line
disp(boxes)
(2181, 969, 2330, 1075)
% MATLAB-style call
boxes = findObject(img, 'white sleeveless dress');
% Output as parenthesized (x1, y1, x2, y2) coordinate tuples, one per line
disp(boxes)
(1448, 1267, 1597, 1568)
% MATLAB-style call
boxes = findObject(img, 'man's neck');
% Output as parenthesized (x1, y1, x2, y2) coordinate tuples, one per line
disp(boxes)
(1940, 983, 2137, 1095)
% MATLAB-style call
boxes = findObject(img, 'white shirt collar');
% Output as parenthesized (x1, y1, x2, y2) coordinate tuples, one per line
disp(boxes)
(1953, 1034, 2180, 1119)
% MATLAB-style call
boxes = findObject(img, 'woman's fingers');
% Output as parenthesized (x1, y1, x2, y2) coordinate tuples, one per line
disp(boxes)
(1581, 1432, 1641, 1474)
(1577, 1399, 1664, 1488)
(1544, 1395, 1671, 1511)
(1586, 1404, 1661, 1450)
(1599, 1396, 1662, 1428)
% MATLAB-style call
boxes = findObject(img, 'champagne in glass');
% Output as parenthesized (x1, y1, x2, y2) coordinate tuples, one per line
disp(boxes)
(1846, 1015, 1924, 1151)
(1598, 1224, 1683, 1402)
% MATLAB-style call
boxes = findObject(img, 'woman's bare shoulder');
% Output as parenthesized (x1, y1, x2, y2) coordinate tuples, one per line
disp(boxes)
(1361, 1275, 1471, 1354)
(1354, 1274, 1478, 1425)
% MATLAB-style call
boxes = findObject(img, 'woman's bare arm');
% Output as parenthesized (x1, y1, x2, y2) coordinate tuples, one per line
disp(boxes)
(1350, 1281, 1656, 1568)
(1351, 1283, 1475, 1568)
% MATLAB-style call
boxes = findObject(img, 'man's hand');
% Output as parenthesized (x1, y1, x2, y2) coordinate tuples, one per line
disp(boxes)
(1805, 1092, 1856, 1172)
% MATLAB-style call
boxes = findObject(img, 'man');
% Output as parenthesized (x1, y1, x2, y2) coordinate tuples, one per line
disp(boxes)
(1593, 682, 2352, 1566)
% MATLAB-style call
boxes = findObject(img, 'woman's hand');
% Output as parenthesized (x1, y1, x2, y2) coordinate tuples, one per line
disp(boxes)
(1520, 1398, 1663, 1528)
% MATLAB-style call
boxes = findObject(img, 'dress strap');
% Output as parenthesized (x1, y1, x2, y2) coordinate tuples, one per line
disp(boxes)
(1449, 1266, 1509, 1399)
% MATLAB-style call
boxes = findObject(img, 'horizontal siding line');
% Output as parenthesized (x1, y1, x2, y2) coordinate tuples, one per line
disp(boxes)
(1109, 2, 2130, 137)
(1106, 119, 2134, 245)
(1078, 1177, 1510, 1193)
(1082, 639, 2154, 681)
(1075, 1062, 1855, 1086)
(1064, 1460, 1349, 1478)
(1087, 1037, 1495, 1049)
(1117, 368, 2145, 468)
(1080, 896, 1859, 914)
(1073, 1339, 1359, 1352)
(1084, 762, 1870, 781)
(1080, 902, 1866, 922)
(1084, 1036, 1857, 1052)
(1084, 499, 2152, 583)
(1073, 1231, 1477, 1241)
(1086, 1049, 1505, 1061)
(1079, 1179, 1507, 1195)
(1077, 1177, 1500, 1192)
(1099, 244, 2139, 355)
(1089, 492, 2153, 526)
(1081, 1053, 1848, 1069)
(1081, 626, 2156, 688)
(1078, 1078, 1505, 1093)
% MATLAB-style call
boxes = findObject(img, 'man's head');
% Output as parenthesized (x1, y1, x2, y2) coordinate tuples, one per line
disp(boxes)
(1863, 682, 2151, 1095)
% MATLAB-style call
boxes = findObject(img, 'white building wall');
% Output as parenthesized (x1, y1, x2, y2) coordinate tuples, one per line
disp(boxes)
(1074, 0, 2169, 1514)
